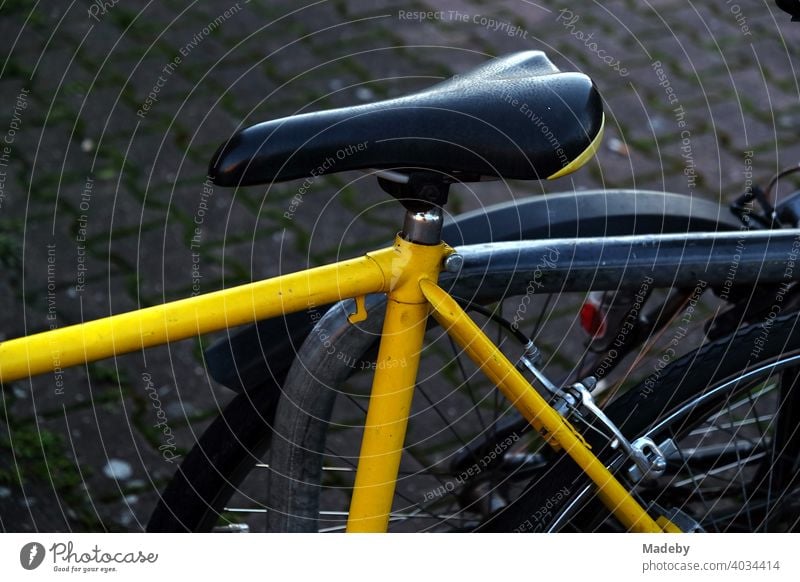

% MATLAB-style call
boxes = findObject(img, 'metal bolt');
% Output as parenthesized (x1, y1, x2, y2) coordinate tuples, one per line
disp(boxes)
(652, 456, 668, 475)
(444, 253, 463, 273)
(580, 376, 598, 392)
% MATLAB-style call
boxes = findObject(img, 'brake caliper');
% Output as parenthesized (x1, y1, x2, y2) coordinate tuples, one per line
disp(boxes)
(516, 344, 673, 483)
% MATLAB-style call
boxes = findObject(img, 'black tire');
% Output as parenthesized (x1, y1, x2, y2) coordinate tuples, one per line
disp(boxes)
(480, 310, 800, 532)
(145, 384, 279, 532)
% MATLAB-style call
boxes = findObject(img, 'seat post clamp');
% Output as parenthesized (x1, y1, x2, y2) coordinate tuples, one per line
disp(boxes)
(377, 171, 451, 211)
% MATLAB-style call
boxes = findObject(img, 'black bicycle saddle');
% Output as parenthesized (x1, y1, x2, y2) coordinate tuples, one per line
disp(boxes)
(209, 51, 604, 187)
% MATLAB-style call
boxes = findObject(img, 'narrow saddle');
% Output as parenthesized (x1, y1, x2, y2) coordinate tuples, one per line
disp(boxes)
(209, 51, 604, 187)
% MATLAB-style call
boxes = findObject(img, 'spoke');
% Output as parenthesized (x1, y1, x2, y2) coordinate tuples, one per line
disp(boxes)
(253, 463, 453, 477)
(671, 440, 757, 462)
(688, 414, 776, 437)
(256, 463, 352, 471)
(221, 507, 475, 521)
(745, 382, 772, 449)
(671, 430, 719, 532)
(447, 333, 487, 432)
(663, 379, 787, 532)
(699, 411, 751, 531)
(731, 387, 775, 532)
(319, 509, 474, 520)
(701, 383, 778, 426)
(318, 496, 480, 533)
(416, 382, 473, 454)
(531, 293, 554, 341)
(671, 454, 765, 489)
(319, 371, 492, 529)
(699, 488, 800, 531)
(731, 428, 755, 532)
(694, 389, 776, 455)
(766, 418, 778, 531)
(318, 524, 349, 533)
(409, 384, 497, 509)
(766, 367, 800, 530)
(322, 442, 458, 527)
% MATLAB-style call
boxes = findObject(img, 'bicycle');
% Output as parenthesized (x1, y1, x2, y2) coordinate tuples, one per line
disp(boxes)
(3, 50, 799, 533)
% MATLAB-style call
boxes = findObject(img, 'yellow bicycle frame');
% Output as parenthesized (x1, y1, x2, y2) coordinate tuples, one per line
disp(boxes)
(0, 233, 670, 533)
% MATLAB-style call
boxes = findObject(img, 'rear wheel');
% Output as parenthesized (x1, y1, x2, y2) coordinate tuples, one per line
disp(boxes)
(482, 310, 800, 532)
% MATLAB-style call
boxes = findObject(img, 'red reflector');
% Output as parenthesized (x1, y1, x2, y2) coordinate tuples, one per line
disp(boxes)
(580, 301, 607, 338)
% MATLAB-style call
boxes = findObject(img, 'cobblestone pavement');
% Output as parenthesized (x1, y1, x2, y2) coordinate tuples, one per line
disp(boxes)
(1, 1, 799, 531)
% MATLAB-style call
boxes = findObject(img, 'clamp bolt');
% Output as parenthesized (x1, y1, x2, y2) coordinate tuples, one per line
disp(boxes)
(444, 253, 463, 273)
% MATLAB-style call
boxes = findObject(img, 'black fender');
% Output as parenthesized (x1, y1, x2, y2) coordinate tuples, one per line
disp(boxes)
(205, 189, 741, 393)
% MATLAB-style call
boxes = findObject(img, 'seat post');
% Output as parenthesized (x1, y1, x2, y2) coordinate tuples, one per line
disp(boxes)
(402, 207, 443, 245)
(377, 170, 450, 245)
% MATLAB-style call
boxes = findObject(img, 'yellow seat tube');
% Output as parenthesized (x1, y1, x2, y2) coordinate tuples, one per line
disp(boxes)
(346, 236, 448, 532)
(419, 279, 665, 533)
(345, 298, 429, 532)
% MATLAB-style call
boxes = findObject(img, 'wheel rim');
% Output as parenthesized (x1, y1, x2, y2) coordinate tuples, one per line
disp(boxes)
(550, 354, 800, 532)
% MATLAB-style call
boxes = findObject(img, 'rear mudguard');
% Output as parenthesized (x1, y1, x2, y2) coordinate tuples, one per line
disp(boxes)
(205, 189, 741, 393)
